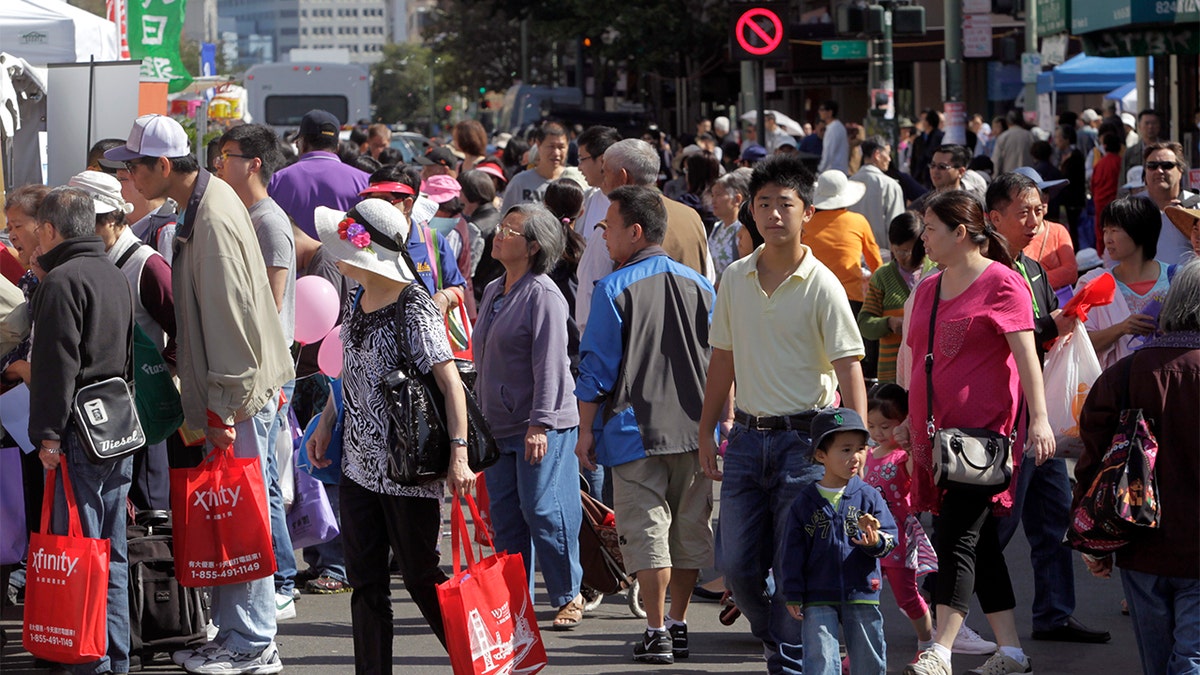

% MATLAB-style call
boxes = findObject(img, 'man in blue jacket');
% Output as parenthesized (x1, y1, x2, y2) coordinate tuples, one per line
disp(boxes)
(574, 185, 716, 666)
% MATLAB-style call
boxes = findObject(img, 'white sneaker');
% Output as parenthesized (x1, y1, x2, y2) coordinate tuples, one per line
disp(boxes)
(903, 649, 952, 675)
(952, 624, 998, 655)
(185, 641, 283, 674)
(275, 592, 296, 621)
(174, 640, 221, 667)
(965, 652, 1033, 675)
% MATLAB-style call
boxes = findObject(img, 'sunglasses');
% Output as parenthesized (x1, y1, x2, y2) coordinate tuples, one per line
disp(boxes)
(215, 152, 254, 166)
(1145, 160, 1179, 172)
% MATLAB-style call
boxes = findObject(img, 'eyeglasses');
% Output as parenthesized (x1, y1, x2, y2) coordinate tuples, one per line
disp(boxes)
(930, 163, 961, 171)
(495, 225, 527, 240)
(123, 157, 156, 171)
(215, 152, 253, 166)
(578, 153, 594, 162)
(1145, 160, 1179, 172)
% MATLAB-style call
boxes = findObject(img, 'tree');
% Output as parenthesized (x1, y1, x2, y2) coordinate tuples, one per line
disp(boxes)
(371, 42, 445, 127)
(424, 0, 732, 128)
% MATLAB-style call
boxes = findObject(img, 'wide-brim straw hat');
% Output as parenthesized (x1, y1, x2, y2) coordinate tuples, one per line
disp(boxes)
(812, 169, 866, 210)
(1165, 203, 1200, 239)
(314, 198, 415, 285)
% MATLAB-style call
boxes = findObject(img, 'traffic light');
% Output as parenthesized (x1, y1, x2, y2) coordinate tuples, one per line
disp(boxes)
(893, 5, 926, 35)
(836, 3, 884, 36)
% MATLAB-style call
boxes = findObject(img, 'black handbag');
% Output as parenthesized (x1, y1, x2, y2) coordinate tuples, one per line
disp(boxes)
(924, 274, 1015, 496)
(383, 283, 499, 486)
(72, 319, 146, 462)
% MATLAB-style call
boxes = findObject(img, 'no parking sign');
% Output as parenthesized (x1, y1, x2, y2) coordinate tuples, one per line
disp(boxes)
(731, 3, 789, 60)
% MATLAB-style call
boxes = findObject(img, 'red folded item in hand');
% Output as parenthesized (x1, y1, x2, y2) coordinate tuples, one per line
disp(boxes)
(1062, 273, 1116, 322)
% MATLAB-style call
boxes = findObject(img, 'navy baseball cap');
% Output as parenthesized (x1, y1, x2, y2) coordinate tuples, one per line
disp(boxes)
(299, 110, 341, 137)
(811, 407, 870, 450)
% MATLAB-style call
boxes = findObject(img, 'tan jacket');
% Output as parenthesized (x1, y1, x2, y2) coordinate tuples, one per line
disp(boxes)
(660, 194, 710, 280)
(173, 171, 294, 427)
(0, 275, 28, 358)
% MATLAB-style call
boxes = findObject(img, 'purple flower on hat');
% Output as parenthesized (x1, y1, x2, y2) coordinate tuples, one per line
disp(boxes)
(339, 218, 374, 253)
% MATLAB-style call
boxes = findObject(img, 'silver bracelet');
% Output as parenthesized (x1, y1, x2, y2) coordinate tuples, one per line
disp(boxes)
(40, 446, 61, 455)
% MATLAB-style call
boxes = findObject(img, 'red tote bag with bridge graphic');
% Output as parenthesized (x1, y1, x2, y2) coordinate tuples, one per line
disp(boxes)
(437, 494, 546, 675)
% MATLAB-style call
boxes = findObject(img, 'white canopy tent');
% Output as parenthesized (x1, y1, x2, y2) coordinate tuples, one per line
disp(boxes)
(1, 0, 121, 189)
(0, 0, 119, 65)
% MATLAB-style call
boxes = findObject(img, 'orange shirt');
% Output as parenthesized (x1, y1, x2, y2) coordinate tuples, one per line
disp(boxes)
(802, 209, 883, 303)
(1024, 220, 1078, 290)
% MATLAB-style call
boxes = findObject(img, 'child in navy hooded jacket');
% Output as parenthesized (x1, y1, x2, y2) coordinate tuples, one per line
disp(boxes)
(781, 408, 897, 675)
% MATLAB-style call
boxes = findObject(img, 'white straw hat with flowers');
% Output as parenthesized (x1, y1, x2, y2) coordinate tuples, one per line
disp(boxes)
(314, 198, 416, 284)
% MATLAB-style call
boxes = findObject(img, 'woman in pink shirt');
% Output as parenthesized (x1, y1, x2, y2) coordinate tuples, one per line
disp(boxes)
(903, 190, 1055, 675)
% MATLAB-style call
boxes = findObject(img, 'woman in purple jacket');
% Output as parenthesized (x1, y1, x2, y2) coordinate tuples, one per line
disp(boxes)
(472, 202, 585, 631)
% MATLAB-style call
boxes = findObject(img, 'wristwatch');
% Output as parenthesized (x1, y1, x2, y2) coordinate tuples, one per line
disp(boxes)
(449, 437, 468, 448)
(40, 445, 62, 455)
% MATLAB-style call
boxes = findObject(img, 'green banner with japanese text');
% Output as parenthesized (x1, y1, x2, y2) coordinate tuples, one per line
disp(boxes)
(127, 0, 193, 93)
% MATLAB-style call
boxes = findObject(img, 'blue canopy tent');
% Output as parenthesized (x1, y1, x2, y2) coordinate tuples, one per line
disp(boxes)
(1036, 54, 1144, 94)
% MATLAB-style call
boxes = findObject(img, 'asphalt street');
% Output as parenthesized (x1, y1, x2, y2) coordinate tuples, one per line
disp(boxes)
(2, 498, 1145, 674)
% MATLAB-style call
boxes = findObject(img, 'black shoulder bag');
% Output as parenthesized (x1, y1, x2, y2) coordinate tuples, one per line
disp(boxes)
(924, 274, 1016, 495)
(72, 314, 146, 462)
(383, 258, 499, 486)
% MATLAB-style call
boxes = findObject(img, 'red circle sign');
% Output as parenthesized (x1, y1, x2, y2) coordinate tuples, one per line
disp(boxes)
(736, 8, 784, 57)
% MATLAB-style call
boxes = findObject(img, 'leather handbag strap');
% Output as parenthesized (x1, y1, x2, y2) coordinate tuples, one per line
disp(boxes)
(924, 275, 943, 441)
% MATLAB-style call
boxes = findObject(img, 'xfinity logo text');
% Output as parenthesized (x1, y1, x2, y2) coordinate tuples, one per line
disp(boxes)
(30, 548, 80, 577)
(192, 486, 241, 512)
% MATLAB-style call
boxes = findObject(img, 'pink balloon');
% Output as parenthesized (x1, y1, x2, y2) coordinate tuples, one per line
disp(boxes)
(294, 276, 339, 344)
(317, 324, 344, 378)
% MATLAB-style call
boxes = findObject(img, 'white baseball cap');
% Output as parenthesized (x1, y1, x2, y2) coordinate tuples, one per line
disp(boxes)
(103, 114, 191, 162)
(68, 170, 133, 215)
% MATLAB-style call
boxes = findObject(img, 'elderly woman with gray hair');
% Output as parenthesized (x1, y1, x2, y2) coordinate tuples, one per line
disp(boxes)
(473, 202, 585, 630)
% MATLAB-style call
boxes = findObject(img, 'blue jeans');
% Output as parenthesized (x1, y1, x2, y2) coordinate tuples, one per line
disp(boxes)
(302, 482, 347, 583)
(210, 398, 279, 654)
(995, 455, 1074, 630)
(267, 382, 296, 597)
(51, 431, 134, 675)
(720, 425, 824, 675)
(483, 429, 582, 608)
(1121, 568, 1200, 675)
(801, 604, 886, 675)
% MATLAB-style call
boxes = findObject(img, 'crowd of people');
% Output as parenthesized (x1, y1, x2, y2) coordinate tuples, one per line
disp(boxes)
(0, 96, 1197, 675)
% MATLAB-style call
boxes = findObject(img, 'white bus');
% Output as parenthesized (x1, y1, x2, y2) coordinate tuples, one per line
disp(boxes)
(245, 62, 370, 134)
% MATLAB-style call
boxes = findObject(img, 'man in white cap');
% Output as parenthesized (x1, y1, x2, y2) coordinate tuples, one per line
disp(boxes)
(69, 169, 177, 515)
(106, 114, 293, 674)
(804, 170, 882, 376)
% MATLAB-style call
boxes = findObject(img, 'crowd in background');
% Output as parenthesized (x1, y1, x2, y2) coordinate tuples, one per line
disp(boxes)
(1, 96, 1198, 675)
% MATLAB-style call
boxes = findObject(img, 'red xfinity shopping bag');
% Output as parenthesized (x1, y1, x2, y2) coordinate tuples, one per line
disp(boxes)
(438, 495, 547, 675)
(171, 445, 276, 587)
(23, 464, 110, 664)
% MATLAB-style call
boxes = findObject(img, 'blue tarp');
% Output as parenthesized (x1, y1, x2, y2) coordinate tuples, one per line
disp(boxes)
(1036, 54, 1143, 94)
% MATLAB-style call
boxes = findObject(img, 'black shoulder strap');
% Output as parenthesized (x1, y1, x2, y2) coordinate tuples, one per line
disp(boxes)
(115, 241, 146, 270)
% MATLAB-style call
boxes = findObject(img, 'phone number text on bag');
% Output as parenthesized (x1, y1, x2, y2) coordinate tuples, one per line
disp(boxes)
(26, 623, 77, 647)
(187, 552, 265, 580)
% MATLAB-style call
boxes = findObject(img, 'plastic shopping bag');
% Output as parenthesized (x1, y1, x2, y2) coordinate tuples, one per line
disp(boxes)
(170, 446, 276, 587)
(287, 445, 340, 549)
(438, 495, 547, 675)
(23, 464, 110, 664)
(1043, 319, 1102, 459)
